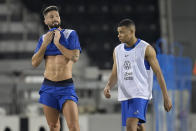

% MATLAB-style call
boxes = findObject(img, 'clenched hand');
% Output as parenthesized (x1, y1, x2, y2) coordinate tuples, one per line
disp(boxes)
(53, 29, 61, 44)
(164, 96, 172, 112)
(104, 86, 111, 99)
(43, 31, 54, 46)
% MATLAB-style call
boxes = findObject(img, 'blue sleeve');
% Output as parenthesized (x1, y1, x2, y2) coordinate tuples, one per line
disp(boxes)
(68, 30, 82, 52)
(34, 36, 43, 54)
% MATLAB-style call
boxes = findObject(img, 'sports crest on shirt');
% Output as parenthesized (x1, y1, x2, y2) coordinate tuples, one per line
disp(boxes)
(123, 60, 133, 80)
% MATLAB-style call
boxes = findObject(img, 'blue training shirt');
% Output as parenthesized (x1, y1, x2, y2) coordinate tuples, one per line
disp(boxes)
(34, 29, 82, 56)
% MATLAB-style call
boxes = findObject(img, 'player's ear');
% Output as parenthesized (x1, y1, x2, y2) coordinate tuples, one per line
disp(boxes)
(130, 25, 135, 33)
(130, 29, 133, 33)
(128, 26, 133, 33)
(129, 28, 134, 34)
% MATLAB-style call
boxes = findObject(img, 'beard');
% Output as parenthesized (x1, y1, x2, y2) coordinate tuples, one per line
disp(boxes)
(48, 22, 61, 28)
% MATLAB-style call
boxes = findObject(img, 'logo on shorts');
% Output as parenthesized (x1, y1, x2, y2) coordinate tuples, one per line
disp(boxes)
(134, 110, 139, 115)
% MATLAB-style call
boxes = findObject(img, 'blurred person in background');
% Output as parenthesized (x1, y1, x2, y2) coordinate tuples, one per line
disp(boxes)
(104, 19, 172, 131)
(32, 5, 81, 131)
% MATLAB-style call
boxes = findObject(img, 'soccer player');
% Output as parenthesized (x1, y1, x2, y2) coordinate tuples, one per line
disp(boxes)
(104, 19, 172, 131)
(32, 6, 81, 131)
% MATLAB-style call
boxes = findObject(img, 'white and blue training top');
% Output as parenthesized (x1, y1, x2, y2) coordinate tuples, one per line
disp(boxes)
(114, 39, 153, 101)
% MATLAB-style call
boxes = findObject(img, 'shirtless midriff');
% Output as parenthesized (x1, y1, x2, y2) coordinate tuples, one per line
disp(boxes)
(44, 55, 73, 81)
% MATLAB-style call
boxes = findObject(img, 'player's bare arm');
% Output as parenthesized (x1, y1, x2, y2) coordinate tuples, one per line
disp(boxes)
(145, 45, 172, 112)
(32, 31, 54, 68)
(104, 51, 117, 98)
(53, 30, 80, 63)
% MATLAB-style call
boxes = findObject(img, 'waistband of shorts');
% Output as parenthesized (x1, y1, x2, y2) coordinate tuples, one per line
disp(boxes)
(43, 78, 74, 87)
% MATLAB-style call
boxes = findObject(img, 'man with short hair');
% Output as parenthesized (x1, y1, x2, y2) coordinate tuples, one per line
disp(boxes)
(104, 19, 172, 131)
(32, 5, 81, 131)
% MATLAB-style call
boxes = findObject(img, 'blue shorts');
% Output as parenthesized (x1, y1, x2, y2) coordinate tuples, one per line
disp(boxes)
(121, 98, 149, 126)
(39, 78, 78, 111)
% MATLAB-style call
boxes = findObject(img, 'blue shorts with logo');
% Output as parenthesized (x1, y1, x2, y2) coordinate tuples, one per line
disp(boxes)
(39, 78, 78, 111)
(121, 98, 149, 126)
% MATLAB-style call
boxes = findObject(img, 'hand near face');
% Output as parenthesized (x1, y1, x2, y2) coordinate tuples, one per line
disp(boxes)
(53, 29, 61, 44)
(43, 31, 54, 46)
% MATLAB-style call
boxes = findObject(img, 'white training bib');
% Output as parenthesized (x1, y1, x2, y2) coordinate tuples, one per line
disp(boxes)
(115, 39, 153, 101)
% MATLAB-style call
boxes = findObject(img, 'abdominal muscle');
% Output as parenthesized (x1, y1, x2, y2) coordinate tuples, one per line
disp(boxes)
(44, 55, 73, 81)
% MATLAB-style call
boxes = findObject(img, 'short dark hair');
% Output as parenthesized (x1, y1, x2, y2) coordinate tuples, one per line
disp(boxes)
(118, 18, 135, 27)
(42, 5, 59, 16)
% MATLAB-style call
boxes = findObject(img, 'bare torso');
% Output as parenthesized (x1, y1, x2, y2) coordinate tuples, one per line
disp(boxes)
(44, 55, 73, 81)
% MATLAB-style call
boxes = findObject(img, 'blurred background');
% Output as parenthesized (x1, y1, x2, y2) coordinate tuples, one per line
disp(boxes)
(0, 0, 195, 131)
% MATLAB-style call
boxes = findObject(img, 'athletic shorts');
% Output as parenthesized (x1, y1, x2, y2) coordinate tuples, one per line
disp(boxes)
(39, 78, 78, 111)
(121, 98, 149, 126)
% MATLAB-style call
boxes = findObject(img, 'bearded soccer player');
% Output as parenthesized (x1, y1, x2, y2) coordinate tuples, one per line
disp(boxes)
(32, 6, 81, 131)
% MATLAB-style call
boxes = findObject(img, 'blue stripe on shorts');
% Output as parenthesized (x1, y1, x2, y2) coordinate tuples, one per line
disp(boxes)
(39, 78, 78, 111)
(121, 98, 149, 126)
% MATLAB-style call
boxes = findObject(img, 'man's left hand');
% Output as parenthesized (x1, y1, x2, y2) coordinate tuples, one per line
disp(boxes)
(164, 96, 172, 112)
(53, 29, 61, 44)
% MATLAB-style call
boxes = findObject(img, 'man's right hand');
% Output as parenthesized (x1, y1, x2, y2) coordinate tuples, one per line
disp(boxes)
(104, 86, 111, 99)
(43, 31, 54, 46)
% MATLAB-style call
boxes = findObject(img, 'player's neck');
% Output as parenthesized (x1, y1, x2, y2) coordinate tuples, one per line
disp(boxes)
(58, 27, 62, 30)
(126, 37, 137, 47)
(48, 27, 62, 30)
